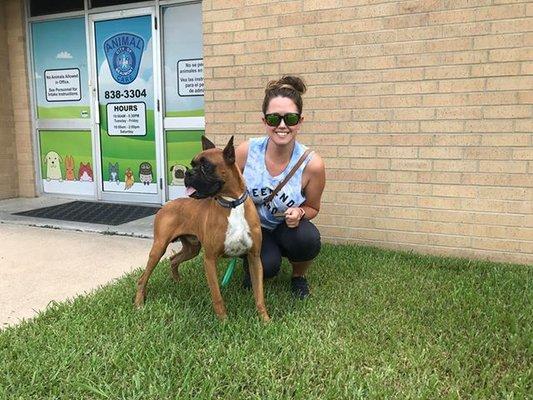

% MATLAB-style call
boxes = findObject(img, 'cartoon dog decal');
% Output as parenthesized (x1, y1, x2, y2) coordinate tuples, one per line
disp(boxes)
(169, 163, 187, 186)
(44, 151, 63, 181)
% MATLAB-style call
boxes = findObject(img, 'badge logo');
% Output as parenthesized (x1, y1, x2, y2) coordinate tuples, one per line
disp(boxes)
(104, 33, 144, 85)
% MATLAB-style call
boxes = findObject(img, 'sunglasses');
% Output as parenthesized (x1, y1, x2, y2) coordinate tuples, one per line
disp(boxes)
(264, 113, 301, 127)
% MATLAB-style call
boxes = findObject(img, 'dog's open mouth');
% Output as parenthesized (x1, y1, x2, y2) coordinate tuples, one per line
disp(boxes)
(185, 186, 197, 197)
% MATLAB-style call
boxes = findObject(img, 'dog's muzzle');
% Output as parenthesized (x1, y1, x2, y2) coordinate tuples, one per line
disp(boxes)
(184, 168, 224, 199)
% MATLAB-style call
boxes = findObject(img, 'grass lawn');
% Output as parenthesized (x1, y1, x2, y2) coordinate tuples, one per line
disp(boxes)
(0, 244, 531, 399)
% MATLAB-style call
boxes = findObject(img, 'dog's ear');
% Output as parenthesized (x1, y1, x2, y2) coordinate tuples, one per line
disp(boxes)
(223, 136, 235, 165)
(201, 135, 216, 150)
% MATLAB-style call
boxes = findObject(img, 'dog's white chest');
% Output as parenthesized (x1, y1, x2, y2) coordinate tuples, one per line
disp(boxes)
(224, 204, 252, 257)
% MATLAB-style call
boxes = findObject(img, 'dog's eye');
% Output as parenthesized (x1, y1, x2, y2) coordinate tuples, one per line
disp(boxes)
(200, 165, 207, 174)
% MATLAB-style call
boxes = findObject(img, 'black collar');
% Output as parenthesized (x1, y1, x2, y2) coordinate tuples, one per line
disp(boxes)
(216, 190, 248, 209)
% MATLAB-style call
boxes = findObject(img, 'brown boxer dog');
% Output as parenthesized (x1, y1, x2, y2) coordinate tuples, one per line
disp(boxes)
(134, 136, 270, 322)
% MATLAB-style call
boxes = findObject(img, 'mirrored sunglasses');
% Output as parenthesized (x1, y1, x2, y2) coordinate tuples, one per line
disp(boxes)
(264, 113, 301, 127)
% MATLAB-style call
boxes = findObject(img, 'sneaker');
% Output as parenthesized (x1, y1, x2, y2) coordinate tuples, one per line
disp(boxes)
(291, 276, 310, 299)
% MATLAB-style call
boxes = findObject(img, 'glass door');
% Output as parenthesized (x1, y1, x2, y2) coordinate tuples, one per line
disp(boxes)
(89, 8, 162, 204)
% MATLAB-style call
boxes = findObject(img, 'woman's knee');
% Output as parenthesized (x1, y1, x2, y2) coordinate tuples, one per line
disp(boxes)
(278, 220, 321, 262)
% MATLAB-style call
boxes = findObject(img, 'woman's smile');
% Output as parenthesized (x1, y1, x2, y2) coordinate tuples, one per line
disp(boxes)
(275, 130, 290, 138)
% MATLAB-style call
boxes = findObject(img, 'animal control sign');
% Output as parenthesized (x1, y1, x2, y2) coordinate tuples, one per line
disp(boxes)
(44, 68, 81, 102)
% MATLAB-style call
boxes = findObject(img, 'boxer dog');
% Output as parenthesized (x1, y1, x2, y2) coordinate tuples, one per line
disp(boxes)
(134, 136, 269, 322)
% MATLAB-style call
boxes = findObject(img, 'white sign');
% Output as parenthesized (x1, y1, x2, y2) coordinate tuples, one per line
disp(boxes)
(44, 68, 81, 102)
(177, 58, 204, 97)
(106, 102, 146, 136)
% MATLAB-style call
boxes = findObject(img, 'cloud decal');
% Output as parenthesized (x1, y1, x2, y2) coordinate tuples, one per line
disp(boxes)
(56, 51, 73, 59)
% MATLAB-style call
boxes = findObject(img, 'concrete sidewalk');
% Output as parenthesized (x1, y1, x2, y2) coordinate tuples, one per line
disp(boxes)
(0, 196, 172, 329)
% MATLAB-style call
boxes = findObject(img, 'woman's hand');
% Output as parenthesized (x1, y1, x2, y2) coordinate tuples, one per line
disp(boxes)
(284, 207, 305, 228)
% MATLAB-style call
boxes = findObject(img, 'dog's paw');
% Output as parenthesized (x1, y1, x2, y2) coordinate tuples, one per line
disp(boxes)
(171, 270, 180, 283)
(133, 292, 146, 308)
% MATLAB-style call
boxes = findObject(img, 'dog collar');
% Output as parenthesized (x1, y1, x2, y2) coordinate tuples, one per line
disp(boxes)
(216, 190, 248, 209)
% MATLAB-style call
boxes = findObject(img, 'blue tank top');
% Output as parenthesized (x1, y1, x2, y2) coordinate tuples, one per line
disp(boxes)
(243, 137, 313, 230)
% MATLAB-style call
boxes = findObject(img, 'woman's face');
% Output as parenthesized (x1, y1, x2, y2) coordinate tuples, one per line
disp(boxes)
(263, 96, 304, 147)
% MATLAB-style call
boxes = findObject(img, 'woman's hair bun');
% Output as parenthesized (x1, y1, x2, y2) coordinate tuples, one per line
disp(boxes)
(262, 75, 307, 114)
(266, 75, 306, 95)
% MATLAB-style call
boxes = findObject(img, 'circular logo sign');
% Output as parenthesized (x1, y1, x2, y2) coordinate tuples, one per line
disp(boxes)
(104, 33, 144, 85)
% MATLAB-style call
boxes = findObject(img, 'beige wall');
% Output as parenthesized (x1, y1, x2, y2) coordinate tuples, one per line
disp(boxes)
(1, 0, 35, 199)
(203, 0, 532, 264)
(0, 1, 18, 199)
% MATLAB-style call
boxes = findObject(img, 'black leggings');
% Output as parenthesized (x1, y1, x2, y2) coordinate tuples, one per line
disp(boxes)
(245, 219, 321, 278)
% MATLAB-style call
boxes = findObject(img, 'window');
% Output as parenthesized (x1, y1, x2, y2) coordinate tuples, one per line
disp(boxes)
(90, 0, 145, 7)
(30, 0, 84, 17)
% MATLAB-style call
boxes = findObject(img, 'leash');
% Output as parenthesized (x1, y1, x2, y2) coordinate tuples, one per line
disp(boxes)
(221, 257, 237, 287)
(263, 149, 313, 204)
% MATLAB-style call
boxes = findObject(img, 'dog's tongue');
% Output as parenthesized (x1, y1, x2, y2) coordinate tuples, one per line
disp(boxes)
(185, 186, 196, 197)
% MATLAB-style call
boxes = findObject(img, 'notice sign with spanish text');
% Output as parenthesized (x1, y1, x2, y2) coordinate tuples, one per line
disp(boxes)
(163, 4, 204, 117)
(106, 102, 146, 136)
(177, 58, 204, 97)
(44, 68, 82, 102)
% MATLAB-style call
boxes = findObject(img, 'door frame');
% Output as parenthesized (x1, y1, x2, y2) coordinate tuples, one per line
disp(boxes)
(88, 6, 165, 205)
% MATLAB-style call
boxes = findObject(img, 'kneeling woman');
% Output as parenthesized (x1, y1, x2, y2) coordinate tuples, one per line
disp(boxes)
(236, 75, 326, 298)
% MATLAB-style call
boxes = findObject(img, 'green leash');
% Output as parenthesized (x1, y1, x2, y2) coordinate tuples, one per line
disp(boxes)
(221, 258, 238, 287)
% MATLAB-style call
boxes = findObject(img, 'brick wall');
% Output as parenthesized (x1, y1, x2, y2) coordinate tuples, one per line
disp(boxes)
(0, 2, 18, 199)
(5, 0, 35, 198)
(203, 0, 532, 264)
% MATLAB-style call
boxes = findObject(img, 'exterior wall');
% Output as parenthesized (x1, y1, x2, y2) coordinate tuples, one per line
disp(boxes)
(0, 1, 18, 199)
(5, 0, 35, 198)
(202, 0, 532, 264)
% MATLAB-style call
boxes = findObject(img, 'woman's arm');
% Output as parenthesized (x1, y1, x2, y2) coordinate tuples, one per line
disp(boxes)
(300, 154, 325, 220)
(285, 153, 325, 226)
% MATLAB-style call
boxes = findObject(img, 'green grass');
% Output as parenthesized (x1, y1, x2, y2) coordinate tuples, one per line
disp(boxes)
(0, 244, 531, 399)
(38, 106, 91, 119)
(166, 109, 205, 117)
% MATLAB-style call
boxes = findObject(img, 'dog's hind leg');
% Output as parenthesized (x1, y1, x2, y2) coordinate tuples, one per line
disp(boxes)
(134, 239, 169, 308)
(170, 235, 201, 283)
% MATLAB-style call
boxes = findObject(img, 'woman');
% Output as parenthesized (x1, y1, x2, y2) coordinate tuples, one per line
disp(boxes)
(235, 75, 326, 298)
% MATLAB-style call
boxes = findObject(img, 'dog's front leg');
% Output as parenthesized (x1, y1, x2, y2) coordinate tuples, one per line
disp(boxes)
(203, 254, 227, 320)
(248, 253, 270, 323)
